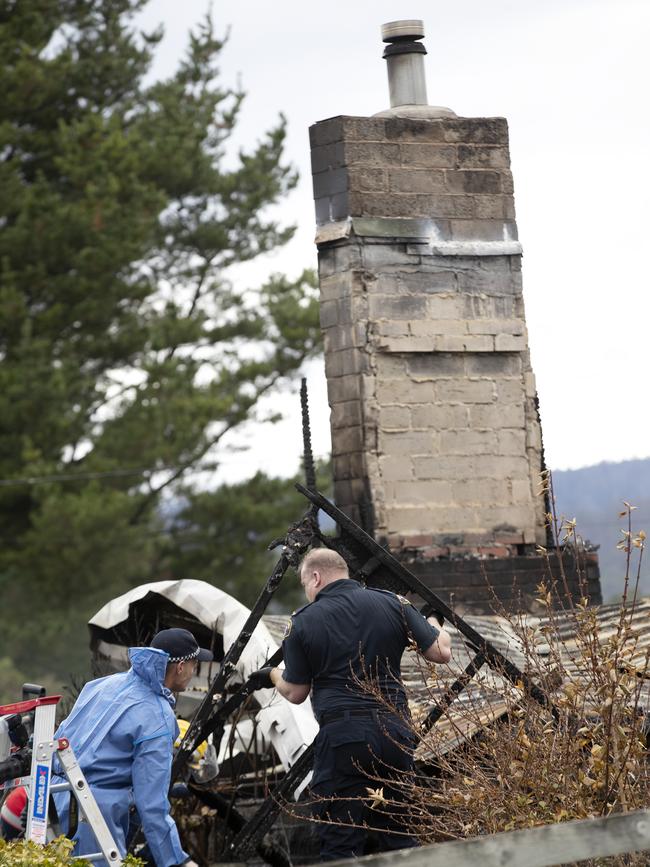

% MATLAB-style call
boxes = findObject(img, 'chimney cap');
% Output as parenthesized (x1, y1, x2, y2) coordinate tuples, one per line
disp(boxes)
(374, 17, 456, 119)
(381, 20, 425, 42)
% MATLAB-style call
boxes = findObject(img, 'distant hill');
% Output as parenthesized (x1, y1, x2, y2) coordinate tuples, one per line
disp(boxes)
(551, 458, 650, 602)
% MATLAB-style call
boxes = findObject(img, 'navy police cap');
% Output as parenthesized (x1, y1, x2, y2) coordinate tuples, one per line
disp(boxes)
(150, 628, 213, 663)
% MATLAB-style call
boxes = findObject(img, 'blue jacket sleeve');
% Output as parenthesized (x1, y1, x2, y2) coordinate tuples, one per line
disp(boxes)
(132, 732, 188, 867)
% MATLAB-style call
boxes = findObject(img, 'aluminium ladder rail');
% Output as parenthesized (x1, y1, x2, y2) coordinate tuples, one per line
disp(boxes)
(0, 695, 121, 865)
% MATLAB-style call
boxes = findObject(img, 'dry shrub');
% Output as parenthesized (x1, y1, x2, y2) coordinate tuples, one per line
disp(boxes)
(397, 499, 649, 865)
(317, 497, 650, 866)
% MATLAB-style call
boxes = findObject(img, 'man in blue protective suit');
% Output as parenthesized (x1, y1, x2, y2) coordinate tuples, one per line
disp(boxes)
(248, 548, 452, 862)
(53, 628, 212, 867)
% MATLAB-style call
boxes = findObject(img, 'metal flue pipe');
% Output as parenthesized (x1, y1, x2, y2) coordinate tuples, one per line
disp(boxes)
(376, 19, 455, 119)
(382, 19, 428, 107)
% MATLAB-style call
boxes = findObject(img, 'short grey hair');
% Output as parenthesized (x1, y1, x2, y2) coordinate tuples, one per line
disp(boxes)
(299, 548, 349, 579)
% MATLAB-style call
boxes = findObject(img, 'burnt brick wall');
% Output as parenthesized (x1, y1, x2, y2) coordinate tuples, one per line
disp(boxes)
(311, 115, 515, 235)
(405, 551, 603, 614)
(310, 114, 546, 552)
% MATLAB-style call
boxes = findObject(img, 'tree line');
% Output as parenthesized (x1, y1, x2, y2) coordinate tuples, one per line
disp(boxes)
(0, 0, 323, 689)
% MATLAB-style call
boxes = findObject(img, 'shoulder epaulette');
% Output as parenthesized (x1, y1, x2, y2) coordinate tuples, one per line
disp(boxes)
(365, 587, 412, 606)
(365, 586, 397, 599)
(283, 601, 312, 639)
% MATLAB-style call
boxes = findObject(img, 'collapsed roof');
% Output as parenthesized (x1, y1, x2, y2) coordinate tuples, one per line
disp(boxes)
(90, 578, 650, 769)
(88, 579, 318, 783)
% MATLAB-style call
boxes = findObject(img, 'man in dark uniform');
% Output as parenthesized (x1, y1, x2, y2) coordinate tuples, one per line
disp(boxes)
(249, 548, 451, 861)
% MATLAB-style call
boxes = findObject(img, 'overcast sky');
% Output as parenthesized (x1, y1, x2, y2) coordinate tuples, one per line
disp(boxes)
(138, 0, 649, 483)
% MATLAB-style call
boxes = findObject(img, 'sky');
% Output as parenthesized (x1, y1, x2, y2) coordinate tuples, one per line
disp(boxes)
(137, 0, 650, 483)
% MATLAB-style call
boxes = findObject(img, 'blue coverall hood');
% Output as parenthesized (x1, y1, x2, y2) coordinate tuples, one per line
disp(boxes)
(128, 646, 175, 704)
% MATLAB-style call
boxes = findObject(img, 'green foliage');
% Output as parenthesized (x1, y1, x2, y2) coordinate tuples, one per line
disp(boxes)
(0, 835, 144, 866)
(163, 459, 332, 608)
(0, 658, 61, 705)
(0, 657, 27, 704)
(0, 838, 84, 867)
(0, 1, 322, 679)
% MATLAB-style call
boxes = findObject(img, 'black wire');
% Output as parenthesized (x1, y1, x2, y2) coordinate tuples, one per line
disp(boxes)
(0, 465, 180, 487)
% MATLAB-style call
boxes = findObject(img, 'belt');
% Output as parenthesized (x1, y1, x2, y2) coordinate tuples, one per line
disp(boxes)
(319, 709, 381, 725)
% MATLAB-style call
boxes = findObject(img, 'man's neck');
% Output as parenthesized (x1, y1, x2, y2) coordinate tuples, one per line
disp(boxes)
(315, 575, 349, 597)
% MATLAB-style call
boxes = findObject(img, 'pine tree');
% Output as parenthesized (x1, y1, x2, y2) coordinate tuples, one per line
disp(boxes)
(162, 460, 333, 610)
(0, 1, 321, 680)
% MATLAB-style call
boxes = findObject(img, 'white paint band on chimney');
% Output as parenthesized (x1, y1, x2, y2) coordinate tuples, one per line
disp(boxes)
(375, 19, 456, 119)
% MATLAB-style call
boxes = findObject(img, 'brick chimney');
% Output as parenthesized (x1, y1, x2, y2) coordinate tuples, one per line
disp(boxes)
(310, 21, 601, 610)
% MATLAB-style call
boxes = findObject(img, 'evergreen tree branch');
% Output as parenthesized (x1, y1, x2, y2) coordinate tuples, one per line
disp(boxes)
(126, 365, 301, 527)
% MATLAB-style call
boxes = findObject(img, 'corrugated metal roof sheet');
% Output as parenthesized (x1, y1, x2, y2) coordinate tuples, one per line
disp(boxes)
(263, 597, 650, 758)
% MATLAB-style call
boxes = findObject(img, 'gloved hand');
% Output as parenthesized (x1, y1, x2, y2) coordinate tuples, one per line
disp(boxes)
(247, 666, 275, 691)
(420, 603, 444, 628)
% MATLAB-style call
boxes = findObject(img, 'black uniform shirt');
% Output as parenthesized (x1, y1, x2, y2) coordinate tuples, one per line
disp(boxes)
(282, 579, 439, 721)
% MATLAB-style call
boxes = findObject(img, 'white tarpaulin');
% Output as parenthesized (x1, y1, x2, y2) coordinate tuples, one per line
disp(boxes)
(88, 579, 317, 782)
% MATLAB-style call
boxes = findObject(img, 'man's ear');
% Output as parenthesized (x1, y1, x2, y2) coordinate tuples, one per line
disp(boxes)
(312, 569, 322, 589)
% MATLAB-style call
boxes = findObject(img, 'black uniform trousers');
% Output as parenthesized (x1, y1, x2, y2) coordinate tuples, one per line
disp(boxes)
(309, 710, 419, 861)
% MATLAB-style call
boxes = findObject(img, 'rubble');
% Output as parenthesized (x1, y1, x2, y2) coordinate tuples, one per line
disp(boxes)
(89, 580, 318, 795)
